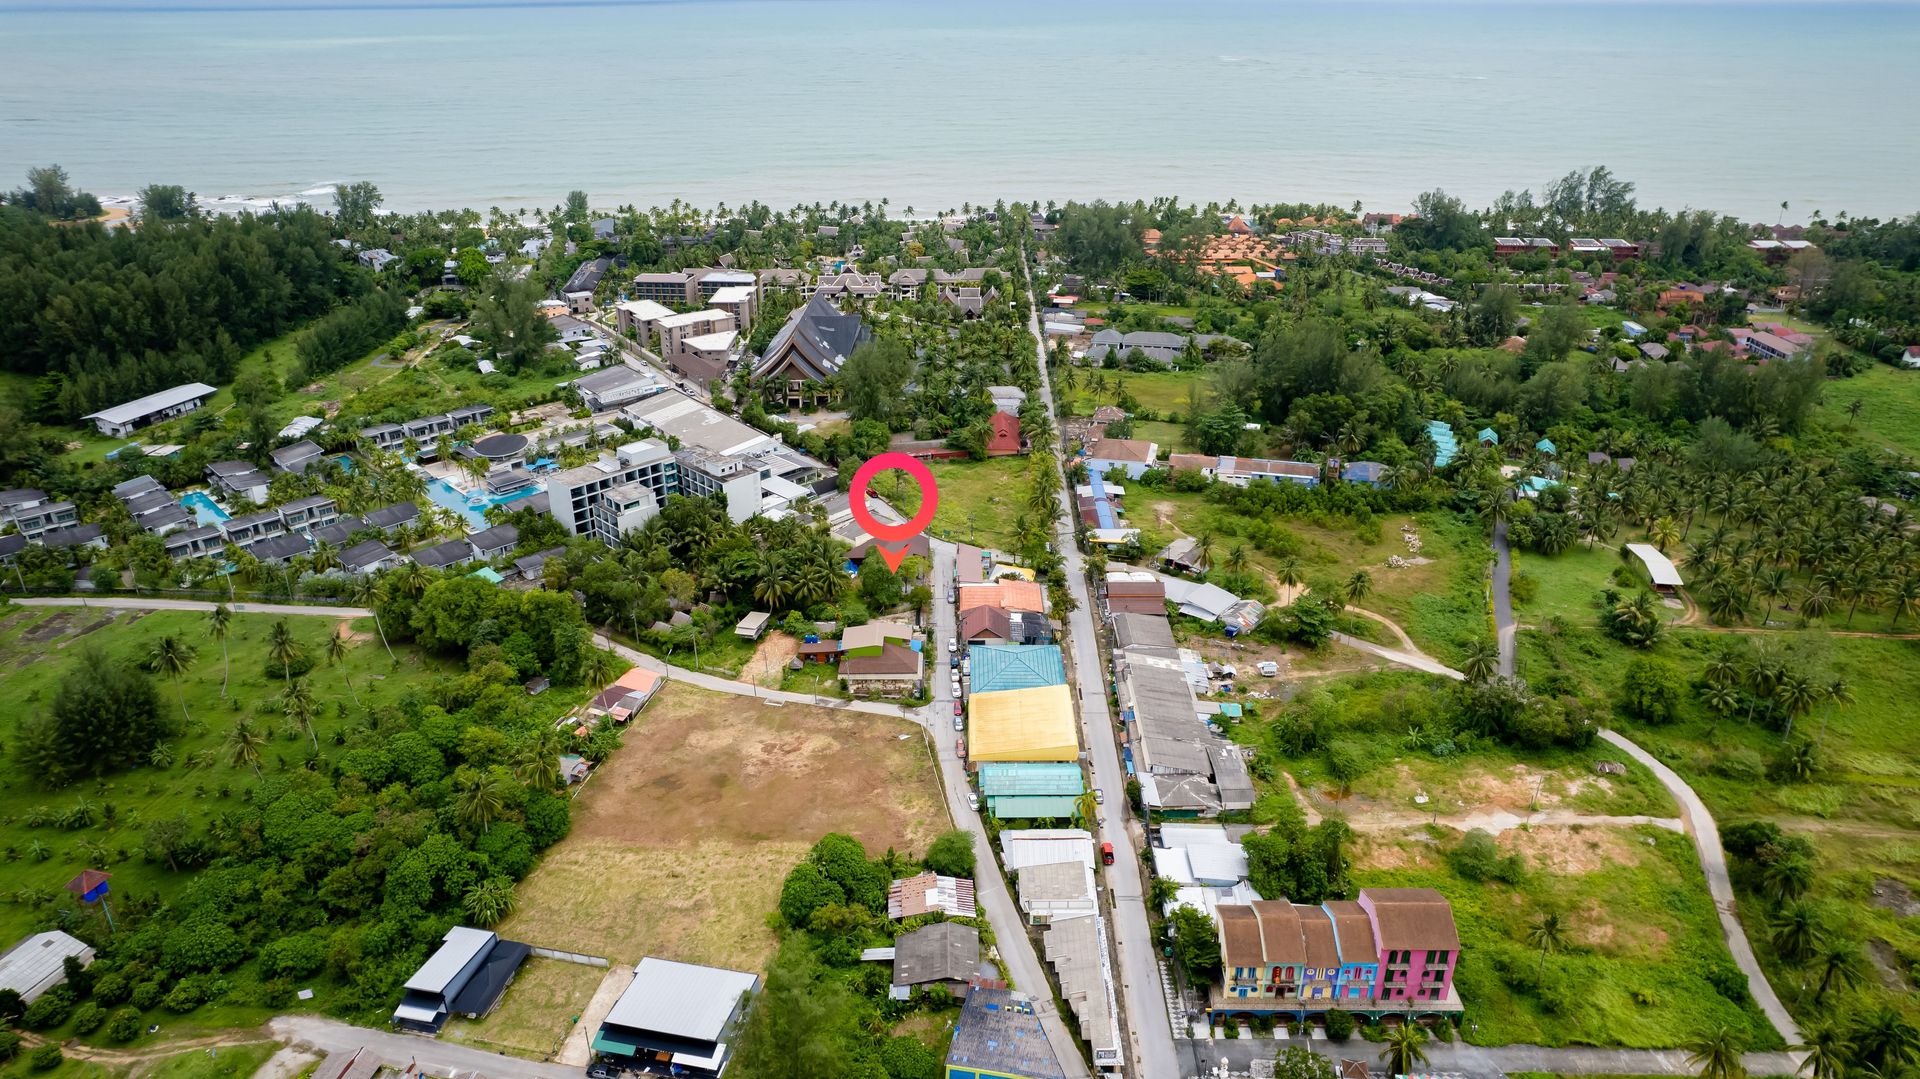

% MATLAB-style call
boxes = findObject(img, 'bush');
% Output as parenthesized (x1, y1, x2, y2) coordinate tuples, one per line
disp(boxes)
(1222, 1017, 1239, 1039)
(30, 1045, 62, 1072)
(1711, 747, 1767, 783)
(1509, 570, 1539, 605)
(1705, 960, 1750, 1004)
(924, 830, 976, 878)
(0, 1031, 20, 1063)
(1325, 1008, 1355, 1040)
(163, 979, 208, 1012)
(71, 1000, 107, 1035)
(131, 980, 163, 1010)
(21, 987, 72, 1030)
(106, 1008, 143, 1042)
(1448, 829, 1526, 885)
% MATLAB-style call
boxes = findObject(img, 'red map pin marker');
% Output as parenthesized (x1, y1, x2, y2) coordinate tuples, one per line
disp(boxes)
(849, 452, 939, 573)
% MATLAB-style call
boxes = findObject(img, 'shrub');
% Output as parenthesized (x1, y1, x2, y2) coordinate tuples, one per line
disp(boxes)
(163, 979, 208, 1012)
(29, 1045, 62, 1072)
(131, 980, 163, 1010)
(1509, 570, 1539, 605)
(1250, 1014, 1274, 1036)
(71, 1001, 107, 1035)
(0, 1031, 20, 1063)
(1325, 1008, 1355, 1040)
(106, 1008, 142, 1042)
(1711, 747, 1767, 783)
(1705, 961, 1750, 1004)
(1222, 1018, 1239, 1039)
(21, 988, 72, 1030)
(1448, 829, 1526, 884)
(91, 971, 130, 1006)
(924, 830, 976, 878)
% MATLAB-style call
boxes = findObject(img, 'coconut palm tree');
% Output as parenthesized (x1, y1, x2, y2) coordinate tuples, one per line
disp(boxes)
(223, 717, 267, 777)
(1344, 570, 1373, 607)
(1796, 583, 1835, 626)
(1276, 557, 1305, 589)
(1224, 545, 1249, 574)
(1794, 1025, 1850, 1079)
(1850, 1005, 1920, 1075)
(1774, 672, 1821, 742)
(1686, 1026, 1747, 1079)
(268, 619, 302, 691)
(1816, 677, 1853, 746)
(1378, 1022, 1429, 1078)
(393, 561, 433, 600)
(1769, 900, 1826, 964)
(346, 576, 395, 662)
(462, 877, 516, 928)
(454, 767, 512, 834)
(1649, 516, 1682, 553)
(327, 629, 360, 708)
(1526, 910, 1566, 976)
(1759, 850, 1815, 903)
(282, 677, 317, 751)
(1812, 937, 1866, 1003)
(309, 540, 340, 574)
(149, 635, 198, 724)
(206, 603, 233, 698)
(1461, 638, 1500, 684)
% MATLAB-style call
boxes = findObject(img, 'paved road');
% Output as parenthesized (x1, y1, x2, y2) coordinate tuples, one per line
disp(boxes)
(1490, 518, 1516, 679)
(15, 596, 372, 618)
(1024, 262, 1183, 1079)
(1600, 729, 1803, 1048)
(1194, 1033, 1800, 1078)
(270, 1015, 580, 1079)
(1329, 631, 1466, 681)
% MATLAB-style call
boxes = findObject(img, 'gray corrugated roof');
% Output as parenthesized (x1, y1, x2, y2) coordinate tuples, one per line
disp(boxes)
(404, 926, 495, 994)
(83, 382, 217, 424)
(604, 957, 757, 1042)
(0, 931, 93, 1002)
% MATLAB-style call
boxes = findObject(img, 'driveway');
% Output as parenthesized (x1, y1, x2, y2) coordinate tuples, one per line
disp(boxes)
(1491, 517, 1515, 678)
(269, 1015, 580, 1079)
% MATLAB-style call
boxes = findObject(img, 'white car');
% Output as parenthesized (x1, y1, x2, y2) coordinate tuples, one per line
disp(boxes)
(1094, 788, 1105, 805)
(954, 716, 964, 732)
(948, 588, 957, 603)
(966, 791, 980, 812)
(948, 636, 958, 653)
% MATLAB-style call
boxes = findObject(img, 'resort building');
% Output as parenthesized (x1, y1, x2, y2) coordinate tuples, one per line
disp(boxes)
(82, 382, 217, 438)
(752, 294, 874, 408)
(545, 439, 678, 539)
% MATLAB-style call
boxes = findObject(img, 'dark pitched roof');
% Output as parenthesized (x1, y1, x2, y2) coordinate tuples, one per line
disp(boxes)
(252, 533, 312, 562)
(411, 539, 471, 569)
(753, 294, 873, 383)
(365, 501, 420, 529)
(43, 523, 105, 548)
(468, 523, 519, 553)
(892, 922, 980, 987)
(311, 516, 366, 545)
(840, 641, 923, 677)
(563, 257, 610, 295)
(342, 539, 396, 570)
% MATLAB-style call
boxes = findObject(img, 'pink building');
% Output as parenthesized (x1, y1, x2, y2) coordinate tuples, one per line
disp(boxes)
(1358, 888, 1460, 1008)
(1211, 887, 1461, 1021)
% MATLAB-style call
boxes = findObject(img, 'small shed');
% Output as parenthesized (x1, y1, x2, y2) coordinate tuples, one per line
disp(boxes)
(1477, 427, 1500, 447)
(559, 754, 591, 784)
(1534, 438, 1557, 455)
(735, 611, 771, 640)
(1625, 542, 1685, 593)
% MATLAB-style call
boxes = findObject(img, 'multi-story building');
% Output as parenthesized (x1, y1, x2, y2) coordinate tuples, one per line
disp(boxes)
(707, 284, 756, 332)
(587, 482, 660, 545)
(673, 447, 766, 524)
(1212, 887, 1458, 1020)
(629, 271, 696, 306)
(653, 309, 734, 355)
(545, 439, 678, 538)
(0, 489, 80, 542)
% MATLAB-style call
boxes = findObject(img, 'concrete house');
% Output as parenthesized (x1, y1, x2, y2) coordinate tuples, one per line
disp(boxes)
(82, 382, 217, 438)
(270, 440, 326, 475)
(205, 461, 271, 505)
(1083, 437, 1158, 479)
(591, 958, 758, 1079)
(1212, 887, 1459, 1020)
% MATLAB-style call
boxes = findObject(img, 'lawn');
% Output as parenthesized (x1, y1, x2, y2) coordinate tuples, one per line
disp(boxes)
(139, 1044, 279, 1079)
(1511, 543, 1635, 626)
(1062, 369, 1210, 419)
(880, 454, 1034, 549)
(1816, 364, 1920, 461)
(0, 605, 590, 943)
(1357, 826, 1782, 1050)
(442, 958, 606, 1059)
(501, 684, 947, 974)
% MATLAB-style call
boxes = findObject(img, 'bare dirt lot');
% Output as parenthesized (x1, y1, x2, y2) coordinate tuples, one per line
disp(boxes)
(504, 684, 947, 972)
(737, 631, 800, 688)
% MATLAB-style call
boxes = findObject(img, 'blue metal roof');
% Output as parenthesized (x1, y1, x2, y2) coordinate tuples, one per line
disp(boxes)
(1426, 420, 1459, 468)
(968, 644, 1066, 692)
(978, 762, 1086, 797)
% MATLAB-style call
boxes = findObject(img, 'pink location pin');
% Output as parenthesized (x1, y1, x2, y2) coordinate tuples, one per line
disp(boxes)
(848, 452, 940, 572)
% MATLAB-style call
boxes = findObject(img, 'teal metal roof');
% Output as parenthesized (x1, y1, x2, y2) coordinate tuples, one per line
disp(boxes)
(968, 644, 1066, 693)
(1477, 427, 1500, 445)
(986, 795, 1081, 820)
(1535, 437, 1557, 454)
(978, 762, 1085, 797)
(1425, 420, 1459, 468)
(1217, 702, 1243, 718)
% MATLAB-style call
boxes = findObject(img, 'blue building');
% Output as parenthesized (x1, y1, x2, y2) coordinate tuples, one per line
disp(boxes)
(945, 987, 1067, 1079)
(1425, 421, 1460, 469)
(969, 645, 1067, 693)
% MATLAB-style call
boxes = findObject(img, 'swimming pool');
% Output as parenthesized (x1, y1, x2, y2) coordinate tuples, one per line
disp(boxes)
(180, 490, 231, 526)
(426, 476, 542, 530)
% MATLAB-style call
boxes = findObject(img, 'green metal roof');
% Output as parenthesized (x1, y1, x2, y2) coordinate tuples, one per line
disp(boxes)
(987, 795, 1081, 820)
(968, 645, 1065, 693)
(978, 762, 1085, 797)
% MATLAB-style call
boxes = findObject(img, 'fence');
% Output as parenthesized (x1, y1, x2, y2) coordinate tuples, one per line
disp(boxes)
(529, 946, 609, 968)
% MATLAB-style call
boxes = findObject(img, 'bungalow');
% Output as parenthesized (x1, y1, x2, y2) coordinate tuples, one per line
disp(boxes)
(270, 440, 325, 476)
(278, 494, 339, 534)
(466, 523, 519, 562)
(959, 604, 1052, 646)
(1746, 331, 1809, 362)
(1340, 460, 1388, 486)
(886, 922, 980, 1001)
(357, 248, 398, 272)
(364, 501, 421, 535)
(1084, 437, 1158, 480)
(341, 539, 401, 575)
(41, 524, 107, 553)
(250, 532, 312, 566)
(1159, 536, 1208, 575)
(986, 411, 1025, 456)
(841, 639, 923, 697)
(550, 315, 596, 346)
(513, 545, 566, 581)
(220, 509, 284, 548)
(888, 871, 979, 919)
(589, 666, 664, 721)
(411, 539, 472, 571)
(205, 461, 271, 505)
(310, 514, 366, 546)
(82, 382, 218, 438)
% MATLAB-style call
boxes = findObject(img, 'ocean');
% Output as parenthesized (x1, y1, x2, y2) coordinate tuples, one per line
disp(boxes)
(2, 0, 1917, 221)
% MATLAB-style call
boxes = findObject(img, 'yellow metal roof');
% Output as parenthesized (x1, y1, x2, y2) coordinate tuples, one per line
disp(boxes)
(968, 685, 1079, 762)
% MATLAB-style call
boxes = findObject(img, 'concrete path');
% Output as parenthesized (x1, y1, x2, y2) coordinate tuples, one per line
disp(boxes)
(1491, 517, 1516, 678)
(1026, 265, 1184, 1079)
(1599, 729, 1803, 1048)
(270, 1015, 580, 1079)
(1330, 630, 1467, 680)
(253, 1046, 322, 1079)
(15, 596, 372, 618)
(555, 964, 631, 1067)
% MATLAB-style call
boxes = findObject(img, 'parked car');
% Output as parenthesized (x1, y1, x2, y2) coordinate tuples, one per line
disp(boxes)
(1101, 842, 1115, 866)
(956, 737, 966, 759)
(966, 791, 979, 812)
(953, 701, 963, 716)
(953, 715, 964, 732)
(948, 636, 958, 653)
(948, 588, 957, 603)
(950, 654, 960, 669)
(1093, 787, 1105, 805)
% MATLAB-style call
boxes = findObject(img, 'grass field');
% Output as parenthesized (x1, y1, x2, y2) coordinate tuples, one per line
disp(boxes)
(1062, 369, 1211, 419)
(443, 958, 605, 1059)
(138, 1044, 279, 1079)
(1357, 826, 1781, 1049)
(880, 455, 1034, 549)
(0, 605, 588, 942)
(1816, 364, 1920, 461)
(502, 684, 946, 973)
(1511, 543, 1635, 625)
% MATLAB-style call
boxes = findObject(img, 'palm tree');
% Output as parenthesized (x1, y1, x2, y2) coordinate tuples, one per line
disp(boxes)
(1649, 516, 1682, 553)
(1461, 637, 1500, 684)
(1794, 1025, 1850, 1079)
(1344, 570, 1373, 607)
(1769, 900, 1825, 964)
(1816, 677, 1853, 745)
(393, 561, 432, 600)
(1378, 1022, 1429, 1077)
(206, 603, 233, 698)
(223, 717, 267, 777)
(454, 767, 512, 834)
(1224, 545, 1249, 574)
(1276, 557, 1305, 589)
(1686, 1026, 1747, 1079)
(1812, 937, 1866, 1003)
(1526, 910, 1566, 977)
(585, 647, 621, 688)
(327, 630, 361, 708)
(149, 635, 198, 724)
(282, 677, 317, 751)
(1774, 672, 1821, 741)
(1850, 1005, 1920, 1075)
(462, 877, 516, 928)
(1759, 850, 1815, 903)
(1796, 583, 1835, 626)
(267, 619, 302, 690)
(347, 577, 396, 662)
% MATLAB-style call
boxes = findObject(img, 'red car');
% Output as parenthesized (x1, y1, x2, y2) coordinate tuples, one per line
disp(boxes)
(956, 738, 967, 760)
(1101, 842, 1115, 866)
(953, 701, 963, 716)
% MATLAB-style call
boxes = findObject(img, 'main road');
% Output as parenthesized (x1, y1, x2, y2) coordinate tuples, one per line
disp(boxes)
(1021, 260, 1184, 1079)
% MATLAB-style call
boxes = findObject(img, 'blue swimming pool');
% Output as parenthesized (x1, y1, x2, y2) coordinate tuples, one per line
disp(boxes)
(180, 490, 231, 526)
(426, 477, 542, 529)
